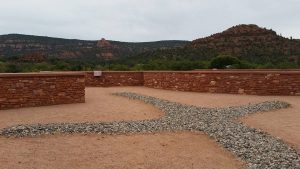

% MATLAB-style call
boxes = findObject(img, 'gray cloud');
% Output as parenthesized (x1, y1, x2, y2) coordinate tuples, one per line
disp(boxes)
(0, 0, 299, 41)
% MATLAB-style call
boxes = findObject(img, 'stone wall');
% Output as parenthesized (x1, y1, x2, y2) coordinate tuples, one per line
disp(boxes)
(85, 71, 144, 87)
(143, 71, 300, 96)
(0, 73, 85, 110)
(1, 70, 298, 110)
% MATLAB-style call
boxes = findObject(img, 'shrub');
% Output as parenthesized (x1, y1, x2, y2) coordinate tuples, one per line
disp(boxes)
(210, 55, 241, 69)
(0, 61, 6, 72)
(5, 63, 22, 73)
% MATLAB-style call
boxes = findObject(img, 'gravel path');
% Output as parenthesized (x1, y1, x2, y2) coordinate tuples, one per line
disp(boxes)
(1, 92, 299, 169)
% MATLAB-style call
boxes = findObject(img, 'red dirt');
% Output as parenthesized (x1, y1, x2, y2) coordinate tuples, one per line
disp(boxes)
(240, 97, 300, 149)
(0, 132, 246, 169)
(0, 86, 299, 168)
(1, 86, 299, 149)
(110, 87, 300, 149)
(0, 87, 163, 129)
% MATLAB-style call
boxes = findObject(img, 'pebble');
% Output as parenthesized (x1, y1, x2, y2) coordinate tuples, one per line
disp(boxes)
(0, 92, 299, 169)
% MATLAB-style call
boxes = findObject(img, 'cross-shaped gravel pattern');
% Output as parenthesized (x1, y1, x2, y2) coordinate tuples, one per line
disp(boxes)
(0, 92, 299, 169)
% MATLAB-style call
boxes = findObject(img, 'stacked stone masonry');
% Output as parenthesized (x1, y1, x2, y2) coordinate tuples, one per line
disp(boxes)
(84, 70, 299, 95)
(0, 70, 299, 110)
(85, 71, 144, 87)
(143, 71, 300, 96)
(0, 73, 85, 110)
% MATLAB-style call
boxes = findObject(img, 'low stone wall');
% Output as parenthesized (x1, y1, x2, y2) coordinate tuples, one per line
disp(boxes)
(85, 71, 144, 87)
(0, 73, 85, 110)
(1, 70, 298, 110)
(143, 70, 300, 96)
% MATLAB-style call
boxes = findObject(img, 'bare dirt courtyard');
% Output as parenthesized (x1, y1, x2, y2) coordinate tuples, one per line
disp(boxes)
(0, 133, 245, 169)
(0, 87, 299, 169)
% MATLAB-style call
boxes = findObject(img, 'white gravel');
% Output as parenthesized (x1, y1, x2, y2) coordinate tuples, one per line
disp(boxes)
(1, 92, 299, 169)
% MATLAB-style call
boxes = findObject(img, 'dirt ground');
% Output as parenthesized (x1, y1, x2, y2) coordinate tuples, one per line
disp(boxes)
(0, 132, 245, 169)
(105, 87, 300, 149)
(0, 88, 163, 129)
(240, 97, 300, 149)
(0, 87, 299, 168)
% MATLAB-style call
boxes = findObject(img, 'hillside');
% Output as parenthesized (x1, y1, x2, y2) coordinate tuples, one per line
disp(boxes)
(189, 24, 300, 64)
(0, 24, 300, 72)
(127, 24, 300, 68)
(0, 34, 189, 62)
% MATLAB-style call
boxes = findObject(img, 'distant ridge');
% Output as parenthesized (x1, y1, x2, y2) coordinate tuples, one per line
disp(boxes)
(188, 24, 300, 63)
(0, 24, 299, 69)
(0, 34, 189, 62)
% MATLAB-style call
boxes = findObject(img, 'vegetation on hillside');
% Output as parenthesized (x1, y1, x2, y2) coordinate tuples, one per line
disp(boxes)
(0, 24, 300, 72)
(0, 54, 298, 73)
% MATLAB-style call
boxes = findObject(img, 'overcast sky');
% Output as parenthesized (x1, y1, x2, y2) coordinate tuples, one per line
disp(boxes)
(0, 0, 299, 42)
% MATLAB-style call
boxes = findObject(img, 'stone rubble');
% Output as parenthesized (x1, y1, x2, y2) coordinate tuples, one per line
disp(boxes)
(0, 92, 299, 169)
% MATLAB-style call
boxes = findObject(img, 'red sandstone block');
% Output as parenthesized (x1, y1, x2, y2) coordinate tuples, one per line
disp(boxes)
(0, 73, 85, 110)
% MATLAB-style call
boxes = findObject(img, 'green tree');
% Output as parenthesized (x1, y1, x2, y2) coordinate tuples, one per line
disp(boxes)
(131, 64, 145, 71)
(210, 55, 241, 69)
(0, 61, 6, 72)
(53, 61, 71, 71)
(5, 63, 22, 73)
(109, 64, 130, 71)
